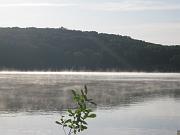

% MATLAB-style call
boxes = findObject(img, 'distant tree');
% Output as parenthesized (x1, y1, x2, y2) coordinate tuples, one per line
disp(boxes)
(0, 27, 180, 72)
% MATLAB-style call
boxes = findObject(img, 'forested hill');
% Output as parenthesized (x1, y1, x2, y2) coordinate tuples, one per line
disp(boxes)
(0, 27, 180, 72)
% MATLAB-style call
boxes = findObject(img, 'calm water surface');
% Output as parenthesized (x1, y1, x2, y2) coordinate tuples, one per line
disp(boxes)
(0, 72, 180, 135)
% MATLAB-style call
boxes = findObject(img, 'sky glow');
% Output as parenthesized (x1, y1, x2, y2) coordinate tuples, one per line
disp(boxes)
(0, 0, 179, 45)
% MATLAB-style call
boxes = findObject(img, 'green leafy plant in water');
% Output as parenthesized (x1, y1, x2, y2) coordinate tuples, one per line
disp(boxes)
(56, 85, 97, 135)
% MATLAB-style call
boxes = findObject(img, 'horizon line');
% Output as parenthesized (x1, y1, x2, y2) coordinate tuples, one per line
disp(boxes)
(0, 26, 179, 46)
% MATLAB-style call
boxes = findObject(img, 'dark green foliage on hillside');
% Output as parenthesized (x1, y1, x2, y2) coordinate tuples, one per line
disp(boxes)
(0, 27, 180, 72)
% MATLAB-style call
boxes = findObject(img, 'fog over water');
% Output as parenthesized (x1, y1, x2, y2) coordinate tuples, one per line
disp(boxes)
(0, 72, 180, 135)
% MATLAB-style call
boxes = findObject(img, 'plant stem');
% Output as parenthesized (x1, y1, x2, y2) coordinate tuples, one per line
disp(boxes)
(62, 126, 67, 135)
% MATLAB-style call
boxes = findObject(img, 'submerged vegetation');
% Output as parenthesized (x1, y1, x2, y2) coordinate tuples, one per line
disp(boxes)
(0, 27, 180, 72)
(56, 85, 96, 135)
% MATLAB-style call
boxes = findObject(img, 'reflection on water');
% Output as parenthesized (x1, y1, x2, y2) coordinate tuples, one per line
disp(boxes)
(0, 72, 180, 135)
(0, 72, 180, 112)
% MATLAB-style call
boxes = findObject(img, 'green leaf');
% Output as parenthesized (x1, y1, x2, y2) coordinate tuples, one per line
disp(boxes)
(86, 109, 92, 112)
(90, 101, 97, 106)
(71, 90, 76, 96)
(65, 119, 71, 123)
(81, 89, 84, 96)
(88, 113, 96, 118)
(55, 121, 62, 125)
(68, 125, 73, 128)
(81, 125, 87, 129)
(63, 124, 67, 127)
(87, 99, 93, 102)
(68, 109, 73, 114)
(60, 118, 64, 123)
(84, 85, 88, 94)
(81, 120, 87, 125)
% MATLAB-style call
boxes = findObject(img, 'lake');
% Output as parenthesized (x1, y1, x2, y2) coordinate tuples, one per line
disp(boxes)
(0, 72, 180, 135)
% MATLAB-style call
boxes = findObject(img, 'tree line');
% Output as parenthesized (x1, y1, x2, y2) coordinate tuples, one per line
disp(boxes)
(0, 27, 180, 72)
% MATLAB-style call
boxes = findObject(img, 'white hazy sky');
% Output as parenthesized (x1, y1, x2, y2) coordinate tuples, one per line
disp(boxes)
(0, 0, 180, 45)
